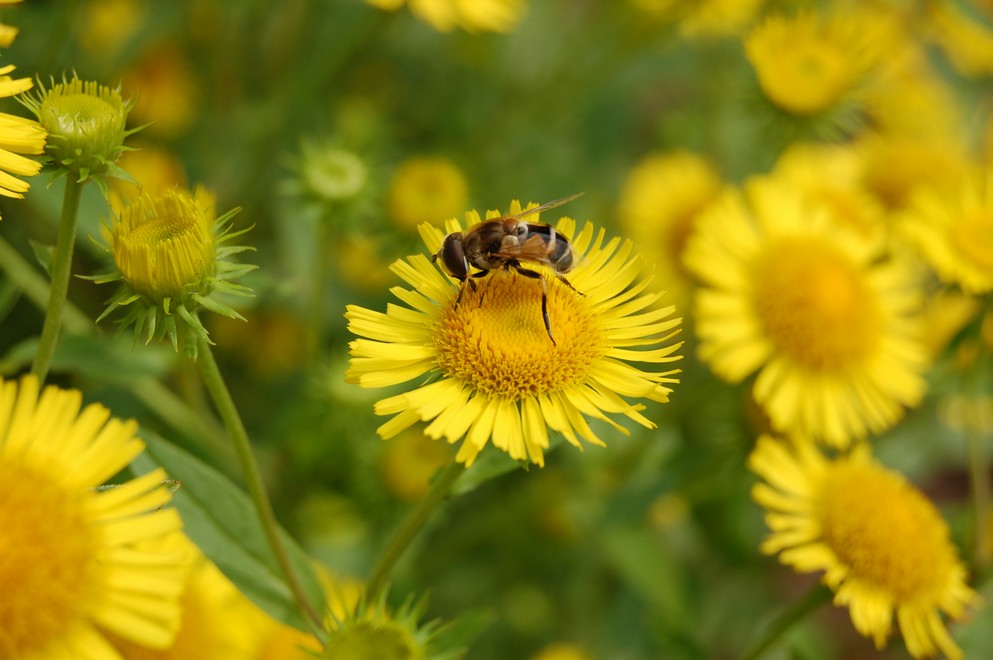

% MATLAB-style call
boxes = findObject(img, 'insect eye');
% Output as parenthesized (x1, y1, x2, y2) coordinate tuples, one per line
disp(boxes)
(514, 224, 528, 239)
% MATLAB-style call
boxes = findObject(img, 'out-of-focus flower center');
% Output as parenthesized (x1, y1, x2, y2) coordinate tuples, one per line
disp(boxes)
(434, 269, 605, 400)
(0, 460, 98, 657)
(952, 211, 993, 275)
(819, 461, 955, 601)
(752, 237, 879, 370)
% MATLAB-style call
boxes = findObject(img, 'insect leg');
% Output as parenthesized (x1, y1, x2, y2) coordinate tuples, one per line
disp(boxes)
(513, 265, 556, 345)
(555, 274, 582, 295)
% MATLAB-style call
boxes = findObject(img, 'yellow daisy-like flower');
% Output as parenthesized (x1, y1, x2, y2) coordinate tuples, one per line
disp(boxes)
(745, 11, 877, 116)
(858, 132, 971, 211)
(684, 177, 927, 447)
(900, 168, 993, 294)
(105, 534, 256, 659)
(628, 0, 765, 38)
(366, 0, 525, 33)
(388, 156, 469, 232)
(928, 1, 993, 77)
(749, 435, 977, 659)
(0, 64, 46, 208)
(616, 150, 723, 310)
(346, 201, 682, 467)
(0, 375, 188, 658)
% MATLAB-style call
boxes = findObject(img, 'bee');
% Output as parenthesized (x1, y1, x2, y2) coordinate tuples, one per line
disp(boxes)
(432, 193, 583, 344)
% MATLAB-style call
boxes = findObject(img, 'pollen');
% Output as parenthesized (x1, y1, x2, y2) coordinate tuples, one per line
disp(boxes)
(434, 269, 605, 400)
(752, 236, 880, 371)
(819, 461, 957, 602)
(0, 461, 99, 657)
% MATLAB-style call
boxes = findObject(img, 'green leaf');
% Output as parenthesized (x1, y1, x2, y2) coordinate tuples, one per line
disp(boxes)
(29, 239, 54, 277)
(131, 432, 327, 631)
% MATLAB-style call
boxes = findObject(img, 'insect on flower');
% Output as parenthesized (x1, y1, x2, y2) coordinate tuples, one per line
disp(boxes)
(431, 193, 583, 344)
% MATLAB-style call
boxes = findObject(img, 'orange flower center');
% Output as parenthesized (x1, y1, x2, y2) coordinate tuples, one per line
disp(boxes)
(752, 236, 880, 371)
(819, 461, 956, 601)
(0, 460, 100, 657)
(434, 269, 605, 400)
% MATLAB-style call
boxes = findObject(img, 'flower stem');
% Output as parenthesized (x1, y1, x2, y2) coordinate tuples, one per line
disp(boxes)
(31, 176, 84, 383)
(739, 583, 833, 660)
(967, 425, 992, 569)
(366, 459, 466, 600)
(194, 336, 323, 629)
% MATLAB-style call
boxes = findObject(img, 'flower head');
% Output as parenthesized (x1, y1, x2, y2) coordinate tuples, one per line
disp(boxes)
(292, 139, 368, 205)
(900, 167, 993, 294)
(89, 187, 255, 358)
(22, 75, 135, 188)
(0, 375, 188, 658)
(749, 435, 977, 659)
(745, 11, 880, 120)
(366, 0, 525, 33)
(684, 176, 928, 447)
(388, 156, 468, 231)
(346, 201, 682, 467)
(615, 150, 722, 310)
(324, 591, 464, 660)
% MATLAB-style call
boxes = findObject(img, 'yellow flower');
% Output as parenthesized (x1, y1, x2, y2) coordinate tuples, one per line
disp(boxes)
(900, 168, 993, 294)
(684, 176, 928, 447)
(928, 1, 993, 77)
(110, 143, 189, 210)
(346, 201, 682, 467)
(388, 156, 468, 231)
(749, 435, 977, 659)
(124, 41, 199, 138)
(91, 187, 255, 357)
(0, 64, 45, 210)
(380, 429, 453, 501)
(531, 642, 594, 660)
(105, 534, 256, 659)
(366, 0, 525, 33)
(628, 0, 765, 37)
(615, 150, 722, 309)
(745, 11, 878, 116)
(771, 142, 884, 241)
(858, 132, 971, 211)
(0, 375, 188, 658)
(77, 0, 146, 58)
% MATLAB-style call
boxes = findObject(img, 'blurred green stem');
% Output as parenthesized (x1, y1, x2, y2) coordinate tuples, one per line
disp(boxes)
(366, 459, 466, 600)
(967, 425, 992, 569)
(740, 584, 832, 660)
(307, 218, 331, 361)
(194, 337, 323, 629)
(31, 176, 83, 383)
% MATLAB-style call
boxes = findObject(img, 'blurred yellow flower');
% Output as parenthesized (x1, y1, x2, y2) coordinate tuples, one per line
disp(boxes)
(745, 11, 878, 116)
(78, 0, 145, 58)
(106, 535, 256, 659)
(110, 143, 189, 210)
(124, 41, 199, 138)
(531, 641, 594, 660)
(388, 156, 468, 231)
(858, 132, 971, 211)
(771, 142, 884, 241)
(749, 435, 976, 659)
(0, 0, 21, 47)
(0, 65, 45, 210)
(900, 168, 993, 294)
(380, 429, 453, 501)
(684, 177, 927, 447)
(616, 150, 722, 309)
(929, 1, 993, 76)
(366, 0, 525, 33)
(629, 0, 765, 37)
(346, 202, 682, 467)
(0, 375, 187, 658)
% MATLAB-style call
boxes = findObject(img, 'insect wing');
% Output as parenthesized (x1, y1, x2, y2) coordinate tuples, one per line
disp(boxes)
(511, 192, 584, 221)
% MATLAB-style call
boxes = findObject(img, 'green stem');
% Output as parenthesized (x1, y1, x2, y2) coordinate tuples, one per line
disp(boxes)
(31, 176, 84, 383)
(194, 337, 323, 629)
(967, 425, 992, 569)
(366, 460, 466, 600)
(740, 583, 833, 660)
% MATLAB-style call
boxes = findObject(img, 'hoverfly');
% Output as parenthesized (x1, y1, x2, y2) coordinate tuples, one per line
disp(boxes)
(432, 193, 583, 345)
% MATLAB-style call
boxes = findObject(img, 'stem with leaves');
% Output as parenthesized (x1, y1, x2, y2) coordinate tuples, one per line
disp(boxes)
(31, 176, 83, 383)
(194, 335, 323, 629)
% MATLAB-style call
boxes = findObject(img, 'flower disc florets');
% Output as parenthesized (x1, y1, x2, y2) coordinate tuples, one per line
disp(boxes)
(89, 187, 256, 357)
(22, 76, 134, 184)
